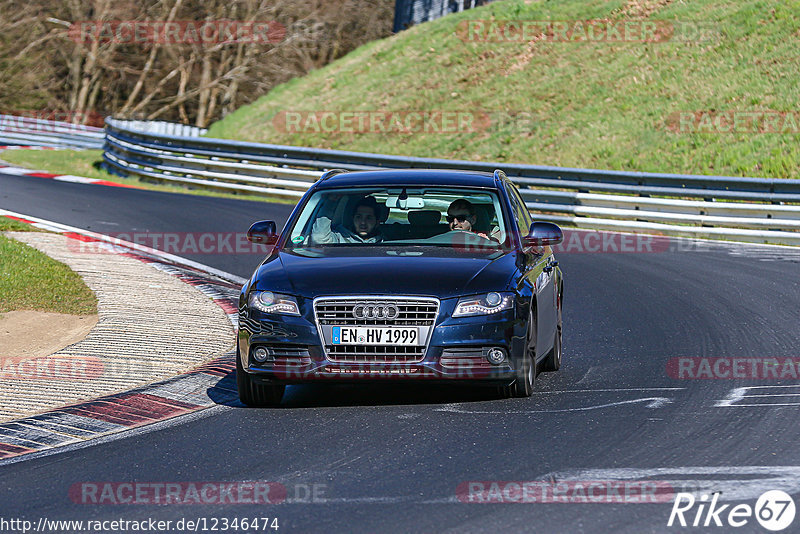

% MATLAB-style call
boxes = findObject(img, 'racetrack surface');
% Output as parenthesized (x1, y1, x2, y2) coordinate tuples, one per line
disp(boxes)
(2, 171, 800, 533)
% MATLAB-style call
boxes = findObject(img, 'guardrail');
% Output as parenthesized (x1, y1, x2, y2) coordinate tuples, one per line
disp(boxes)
(103, 117, 800, 245)
(0, 114, 104, 149)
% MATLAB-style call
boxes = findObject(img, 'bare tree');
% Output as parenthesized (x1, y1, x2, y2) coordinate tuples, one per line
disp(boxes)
(0, 0, 394, 126)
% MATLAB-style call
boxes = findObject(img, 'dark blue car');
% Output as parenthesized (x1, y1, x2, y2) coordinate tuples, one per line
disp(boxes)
(237, 169, 564, 406)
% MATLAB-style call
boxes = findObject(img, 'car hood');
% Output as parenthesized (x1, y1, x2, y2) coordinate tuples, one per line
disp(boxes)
(252, 247, 518, 299)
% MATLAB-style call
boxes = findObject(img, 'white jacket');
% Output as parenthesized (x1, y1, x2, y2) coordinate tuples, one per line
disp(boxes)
(311, 217, 383, 244)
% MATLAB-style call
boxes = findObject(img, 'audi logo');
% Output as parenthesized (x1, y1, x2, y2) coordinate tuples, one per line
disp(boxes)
(353, 303, 399, 319)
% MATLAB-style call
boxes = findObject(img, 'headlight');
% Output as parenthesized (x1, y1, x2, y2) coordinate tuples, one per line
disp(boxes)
(248, 291, 300, 316)
(452, 292, 514, 317)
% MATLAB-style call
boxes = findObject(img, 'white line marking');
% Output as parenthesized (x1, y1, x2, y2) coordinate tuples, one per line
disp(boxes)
(739, 385, 800, 390)
(716, 385, 800, 407)
(0, 208, 246, 284)
(726, 403, 800, 407)
(743, 394, 800, 398)
(436, 397, 673, 414)
(30, 222, 67, 232)
(715, 387, 750, 407)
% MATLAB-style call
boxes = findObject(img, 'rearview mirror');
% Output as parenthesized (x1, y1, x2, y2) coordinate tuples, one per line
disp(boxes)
(247, 220, 278, 244)
(385, 196, 424, 210)
(522, 222, 563, 248)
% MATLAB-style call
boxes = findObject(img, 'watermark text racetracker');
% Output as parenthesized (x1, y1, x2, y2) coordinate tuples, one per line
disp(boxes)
(0, 355, 170, 381)
(458, 20, 720, 43)
(667, 111, 800, 134)
(67, 230, 705, 257)
(67, 232, 271, 256)
(667, 357, 800, 380)
(272, 109, 586, 135)
(69, 20, 286, 44)
(0, 110, 104, 129)
(273, 110, 492, 135)
(554, 230, 671, 254)
(270, 109, 625, 135)
(69, 481, 327, 504)
(455, 230, 696, 255)
(0, 355, 102, 381)
(457, 480, 675, 503)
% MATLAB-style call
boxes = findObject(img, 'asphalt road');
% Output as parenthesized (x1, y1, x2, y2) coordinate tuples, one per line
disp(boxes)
(3, 172, 800, 533)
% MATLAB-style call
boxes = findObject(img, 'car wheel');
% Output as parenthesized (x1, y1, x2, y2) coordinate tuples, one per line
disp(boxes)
(236, 342, 285, 407)
(541, 291, 562, 372)
(501, 309, 536, 398)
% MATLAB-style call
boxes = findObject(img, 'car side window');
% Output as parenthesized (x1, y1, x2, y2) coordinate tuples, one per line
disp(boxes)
(507, 183, 532, 234)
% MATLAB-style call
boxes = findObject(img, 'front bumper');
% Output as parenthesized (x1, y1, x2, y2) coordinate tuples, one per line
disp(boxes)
(238, 303, 527, 385)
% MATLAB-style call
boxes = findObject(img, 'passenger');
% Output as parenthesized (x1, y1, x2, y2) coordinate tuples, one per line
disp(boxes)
(446, 199, 491, 240)
(312, 196, 386, 244)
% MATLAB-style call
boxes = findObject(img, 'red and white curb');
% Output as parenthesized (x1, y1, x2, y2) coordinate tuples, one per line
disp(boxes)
(0, 209, 248, 463)
(0, 162, 141, 189)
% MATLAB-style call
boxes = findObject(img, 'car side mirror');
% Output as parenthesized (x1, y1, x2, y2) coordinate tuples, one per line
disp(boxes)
(522, 222, 563, 248)
(247, 220, 278, 244)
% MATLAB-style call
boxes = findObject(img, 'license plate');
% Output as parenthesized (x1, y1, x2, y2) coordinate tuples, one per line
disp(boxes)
(331, 326, 419, 346)
(325, 367, 421, 375)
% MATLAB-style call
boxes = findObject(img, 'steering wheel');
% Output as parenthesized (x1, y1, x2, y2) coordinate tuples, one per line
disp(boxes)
(443, 229, 494, 241)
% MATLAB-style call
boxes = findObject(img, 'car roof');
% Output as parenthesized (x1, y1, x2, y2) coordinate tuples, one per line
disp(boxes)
(314, 169, 500, 189)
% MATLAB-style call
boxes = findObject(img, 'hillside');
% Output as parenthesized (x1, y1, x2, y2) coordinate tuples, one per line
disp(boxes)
(207, 0, 800, 178)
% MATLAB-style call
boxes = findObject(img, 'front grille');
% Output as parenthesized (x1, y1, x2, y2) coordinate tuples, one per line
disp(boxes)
(314, 297, 439, 363)
(326, 344, 425, 364)
(440, 348, 492, 369)
(267, 347, 310, 359)
(315, 299, 437, 326)
(273, 356, 312, 367)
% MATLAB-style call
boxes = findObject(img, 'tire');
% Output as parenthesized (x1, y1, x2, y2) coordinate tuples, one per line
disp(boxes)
(236, 342, 285, 407)
(501, 309, 536, 398)
(541, 290, 563, 372)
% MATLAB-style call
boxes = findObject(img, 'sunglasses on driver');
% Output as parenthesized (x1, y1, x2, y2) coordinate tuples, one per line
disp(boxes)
(446, 213, 473, 223)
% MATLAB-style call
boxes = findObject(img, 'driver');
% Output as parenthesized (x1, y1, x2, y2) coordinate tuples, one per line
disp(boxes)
(312, 196, 386, 244)
(446, 199, 490, 239)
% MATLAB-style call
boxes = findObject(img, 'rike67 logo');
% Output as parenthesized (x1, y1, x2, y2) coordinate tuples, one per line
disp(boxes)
(668, 490, 796, 531)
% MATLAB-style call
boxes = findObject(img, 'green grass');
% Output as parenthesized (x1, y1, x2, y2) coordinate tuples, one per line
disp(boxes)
(0, 216, 39, 233)
(1, 149, 297, 205)
(1, 216, 97, 315)
(207, 0, 800, 178)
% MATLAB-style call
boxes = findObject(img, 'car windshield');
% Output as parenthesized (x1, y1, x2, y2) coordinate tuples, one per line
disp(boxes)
(285, 187, 508, 251)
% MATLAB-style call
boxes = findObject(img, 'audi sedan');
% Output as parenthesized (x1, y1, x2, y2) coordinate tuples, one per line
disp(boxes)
(237, 169, 564, 406)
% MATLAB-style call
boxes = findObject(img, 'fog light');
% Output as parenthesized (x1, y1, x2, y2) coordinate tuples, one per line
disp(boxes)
(486, 348, 506, 365)
(253, 346, 269, 363)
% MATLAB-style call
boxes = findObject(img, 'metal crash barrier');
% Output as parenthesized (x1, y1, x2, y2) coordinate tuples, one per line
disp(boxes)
(102, 117, 800, 246)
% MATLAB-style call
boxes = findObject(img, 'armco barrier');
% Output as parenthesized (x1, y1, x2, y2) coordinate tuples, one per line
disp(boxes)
(102, 118, 800, 245)
(0, 114, 104, 149)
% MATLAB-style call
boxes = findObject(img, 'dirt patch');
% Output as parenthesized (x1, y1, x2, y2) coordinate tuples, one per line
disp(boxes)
(619, 0, 675, 18)
(0, 310, 97, 360)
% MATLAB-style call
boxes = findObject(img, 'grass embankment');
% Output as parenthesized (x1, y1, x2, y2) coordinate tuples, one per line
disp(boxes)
(1, 149, 295, 204)
(0, 217, 96, 315)
(207, 0, 800, 179)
